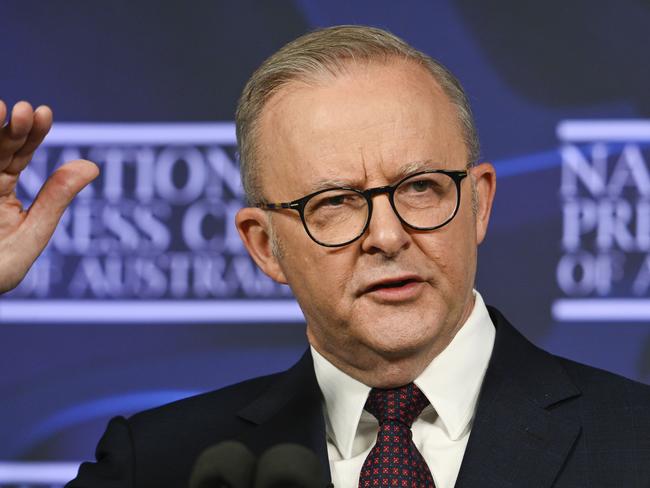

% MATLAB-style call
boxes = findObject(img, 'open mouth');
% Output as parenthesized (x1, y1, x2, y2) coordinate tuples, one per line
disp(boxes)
(368, 279, 418, 292)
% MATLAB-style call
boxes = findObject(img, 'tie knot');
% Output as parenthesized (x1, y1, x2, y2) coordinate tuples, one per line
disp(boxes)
(364, 383, 429, 427)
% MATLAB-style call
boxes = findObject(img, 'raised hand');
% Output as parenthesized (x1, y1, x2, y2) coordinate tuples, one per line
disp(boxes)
(0, 100, 99, 294)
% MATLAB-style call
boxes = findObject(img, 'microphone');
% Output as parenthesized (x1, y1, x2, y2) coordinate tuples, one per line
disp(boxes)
(189, 441, 256, 488)
(254, 443, 326, 488)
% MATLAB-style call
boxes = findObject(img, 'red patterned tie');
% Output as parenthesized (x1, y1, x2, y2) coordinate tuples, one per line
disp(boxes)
(358, 383, 435, 488)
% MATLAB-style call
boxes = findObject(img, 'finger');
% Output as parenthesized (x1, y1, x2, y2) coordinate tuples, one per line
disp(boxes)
(14, 159, 99, 269)
(6, 105, 53, 175)
(0, 100, 6, 128)
(8, 101, 34, 136)
(0, 101, 34, 172)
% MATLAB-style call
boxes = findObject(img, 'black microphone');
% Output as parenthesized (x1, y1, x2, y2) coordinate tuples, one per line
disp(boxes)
(189, 441, 256, 488)
(254, 443, 326, 488)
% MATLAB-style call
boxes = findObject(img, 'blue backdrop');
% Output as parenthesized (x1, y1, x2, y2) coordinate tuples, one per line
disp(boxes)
(1, 1, 649, 485)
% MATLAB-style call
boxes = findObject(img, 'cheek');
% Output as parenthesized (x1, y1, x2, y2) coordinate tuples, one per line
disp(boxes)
(282, 241, 354, 299)
(415, 224, 475, 288)
(445, 233, 475, 285)
(317, 255, 358, 300)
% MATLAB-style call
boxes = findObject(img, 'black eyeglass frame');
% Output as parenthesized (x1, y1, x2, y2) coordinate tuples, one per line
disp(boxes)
(256, 169, 469, 248)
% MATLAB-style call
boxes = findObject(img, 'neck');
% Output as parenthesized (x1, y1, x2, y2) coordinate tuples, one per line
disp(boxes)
(308, 295, 475, 388)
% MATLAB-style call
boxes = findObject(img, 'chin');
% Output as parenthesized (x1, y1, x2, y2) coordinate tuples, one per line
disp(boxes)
(364, 334, 434, 361)
(359, 314, 441, 353)
(366, 362, 426, 388)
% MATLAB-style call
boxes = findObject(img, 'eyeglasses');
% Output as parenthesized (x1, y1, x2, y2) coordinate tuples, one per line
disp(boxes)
(256, 169, 468, 247)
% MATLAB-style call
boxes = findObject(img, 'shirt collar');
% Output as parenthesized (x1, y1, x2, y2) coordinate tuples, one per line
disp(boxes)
(311, 290, 495, 458)
(311, 345, 370, 458)
(414, 290, 495, 440)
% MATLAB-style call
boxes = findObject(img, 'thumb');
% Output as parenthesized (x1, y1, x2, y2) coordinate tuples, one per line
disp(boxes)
(18, 159, 99, 259)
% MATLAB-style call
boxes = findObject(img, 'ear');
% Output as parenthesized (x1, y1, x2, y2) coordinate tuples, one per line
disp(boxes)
(470, 162, 497, 245)
(235, 207, 288, 284)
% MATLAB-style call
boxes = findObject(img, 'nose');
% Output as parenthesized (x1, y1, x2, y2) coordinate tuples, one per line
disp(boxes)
(360, 194, 410, 256)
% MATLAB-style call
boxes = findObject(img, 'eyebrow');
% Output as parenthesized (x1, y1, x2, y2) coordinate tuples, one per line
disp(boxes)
(307, 177, 355, 193)
(394, 160, 436, 180)
(306, 159, 440, 193)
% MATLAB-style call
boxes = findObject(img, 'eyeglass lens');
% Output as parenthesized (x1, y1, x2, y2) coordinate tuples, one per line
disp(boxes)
(303, 172, 459, 246)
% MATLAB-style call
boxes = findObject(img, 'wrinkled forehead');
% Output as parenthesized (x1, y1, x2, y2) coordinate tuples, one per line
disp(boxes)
(255, 59, 467, 199)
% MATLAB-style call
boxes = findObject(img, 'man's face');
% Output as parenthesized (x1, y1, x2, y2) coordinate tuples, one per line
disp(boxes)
(238, 60, 495, 386)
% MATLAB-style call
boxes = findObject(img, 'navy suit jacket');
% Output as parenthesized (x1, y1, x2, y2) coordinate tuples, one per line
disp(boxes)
(67, 307, 650, 487)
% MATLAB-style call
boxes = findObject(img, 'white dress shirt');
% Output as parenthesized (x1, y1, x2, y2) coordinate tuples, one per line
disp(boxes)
(311, 290, 496, 488)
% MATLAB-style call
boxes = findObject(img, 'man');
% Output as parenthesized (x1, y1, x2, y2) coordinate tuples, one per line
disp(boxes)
(1, 26, 649, 488)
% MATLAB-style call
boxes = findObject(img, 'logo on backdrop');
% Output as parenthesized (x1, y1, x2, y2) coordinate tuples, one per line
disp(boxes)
(554, 120, 650, 321)
(3, 123, 298, 323)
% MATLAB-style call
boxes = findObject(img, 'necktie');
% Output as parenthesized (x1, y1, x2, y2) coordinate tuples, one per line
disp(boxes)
(358, 383, 435, 488)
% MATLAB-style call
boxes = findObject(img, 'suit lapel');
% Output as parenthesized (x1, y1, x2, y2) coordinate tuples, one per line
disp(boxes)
(231, 309, 583, 488)
(234, 350, 331, 484)
(455, 308, 581, 488)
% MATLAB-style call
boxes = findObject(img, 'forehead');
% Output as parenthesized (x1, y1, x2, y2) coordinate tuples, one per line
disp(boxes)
(256, 59, 467, 198)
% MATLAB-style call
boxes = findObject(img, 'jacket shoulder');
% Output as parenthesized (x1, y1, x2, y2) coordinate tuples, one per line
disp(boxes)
(554, 354, 650, 408)
(67, 371, 289, 487)
(129, 371, 283, 430)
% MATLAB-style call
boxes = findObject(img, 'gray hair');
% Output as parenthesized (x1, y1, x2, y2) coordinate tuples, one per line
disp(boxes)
(235, 25, 480, 205)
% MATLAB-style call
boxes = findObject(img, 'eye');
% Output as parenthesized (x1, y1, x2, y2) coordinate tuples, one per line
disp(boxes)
(308, 191, 364, 213)
(403, 177, 440, 194)
(323, 194, 348, 206)
(409, 179, 434, 192)
(396, 173, 451, 202)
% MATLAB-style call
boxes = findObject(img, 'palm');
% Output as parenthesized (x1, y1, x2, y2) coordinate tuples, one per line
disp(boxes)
(0, 100, 98, 293)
